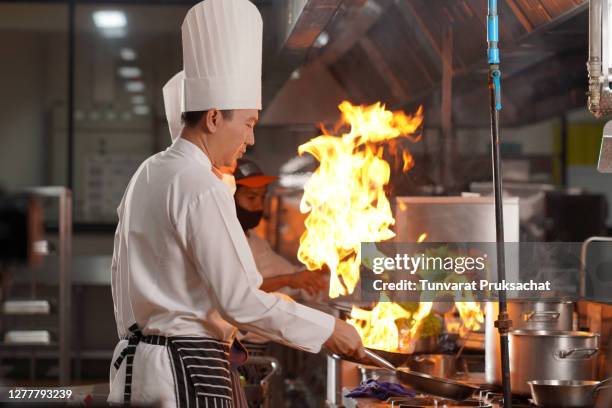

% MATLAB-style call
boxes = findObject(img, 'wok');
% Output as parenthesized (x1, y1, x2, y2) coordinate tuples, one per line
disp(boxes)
(364, 349, 479, 401)
(528, 379, 612, 408)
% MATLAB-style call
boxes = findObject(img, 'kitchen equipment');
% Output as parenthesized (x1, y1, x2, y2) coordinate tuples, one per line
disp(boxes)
(486, 301, 575, 386)
(507, 300, 574, 331)
(528, 378, 612, 408)
(394, 196, 519, 244)
(386, 396, 493, 407)
(405, 354, 457, 378)
(364, 348, 480, 401)
(509, 330, 600, 395)
(358, 365, 399, 384)
(366, 348, 411, 368)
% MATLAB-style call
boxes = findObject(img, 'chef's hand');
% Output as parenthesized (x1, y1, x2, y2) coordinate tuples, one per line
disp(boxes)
(323, 318, 367, 363)
(289, 269, 327, 296)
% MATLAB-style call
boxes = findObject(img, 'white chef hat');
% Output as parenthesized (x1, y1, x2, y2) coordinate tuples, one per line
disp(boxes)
(181, 0, 263, 112)
(162, 71, 184, 142)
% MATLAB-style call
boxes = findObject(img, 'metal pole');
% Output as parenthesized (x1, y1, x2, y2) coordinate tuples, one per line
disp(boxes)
(67, 0, 75, 189)
(560, 115, 568, 187)
(487, 1, 512, 407)
(59, 188, 72, 385)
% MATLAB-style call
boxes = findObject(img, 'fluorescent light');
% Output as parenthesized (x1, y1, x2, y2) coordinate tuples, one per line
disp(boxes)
(133, 105, 150, 116)
(89, 111, 101, 121)
(125, 81, 145, 93)
(131, 95, 146, 105)
(120, 48, 137, 61)
(314, 31, 329, 48)
(93, 11, 126, 29)
(118, 66, 142, 79)
(101, 27, 126, 38)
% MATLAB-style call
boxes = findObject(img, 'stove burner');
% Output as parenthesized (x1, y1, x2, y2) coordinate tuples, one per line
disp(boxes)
(384, 392, 536, 408)
(387, 396, 492, 407)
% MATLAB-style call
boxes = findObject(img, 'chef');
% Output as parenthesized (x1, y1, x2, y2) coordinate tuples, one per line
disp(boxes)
(232, 158, 326, 297)
(165, 77, 324, 298)
(109, 1, 365, 407)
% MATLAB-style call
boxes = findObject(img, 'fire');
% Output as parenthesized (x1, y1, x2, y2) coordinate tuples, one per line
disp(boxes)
(348, 299, 411, 352)
(297, 101, 424, 298)
(348, 298, 435, 353)
(455, 302, 485, 336)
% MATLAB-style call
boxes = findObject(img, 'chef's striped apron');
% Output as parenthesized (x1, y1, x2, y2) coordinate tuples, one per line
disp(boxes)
(113, 323, 248, 408)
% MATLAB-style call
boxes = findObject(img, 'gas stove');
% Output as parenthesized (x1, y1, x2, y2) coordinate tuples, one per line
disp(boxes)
(387, 392, 535, 407)
(351, 391, 536, 408)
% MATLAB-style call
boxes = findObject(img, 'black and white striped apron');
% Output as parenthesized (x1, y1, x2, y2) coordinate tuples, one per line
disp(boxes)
(113, 323, 248, 408)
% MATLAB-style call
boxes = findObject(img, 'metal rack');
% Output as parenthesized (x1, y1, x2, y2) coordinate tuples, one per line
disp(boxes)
(0, 187, 72, 385)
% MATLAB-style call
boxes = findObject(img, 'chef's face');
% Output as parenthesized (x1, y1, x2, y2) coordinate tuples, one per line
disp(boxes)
(209, 109, 258, 167)
(235, 185, 267, 212)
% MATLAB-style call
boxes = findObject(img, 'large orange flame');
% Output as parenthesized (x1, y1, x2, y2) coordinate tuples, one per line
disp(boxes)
(297, 101, 424, 298)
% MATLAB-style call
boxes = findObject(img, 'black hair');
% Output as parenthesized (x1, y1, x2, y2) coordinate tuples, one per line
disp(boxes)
(181, 110, 234, 127)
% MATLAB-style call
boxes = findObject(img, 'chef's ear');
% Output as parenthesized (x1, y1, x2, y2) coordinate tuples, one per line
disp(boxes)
(203, 109, 223, 134)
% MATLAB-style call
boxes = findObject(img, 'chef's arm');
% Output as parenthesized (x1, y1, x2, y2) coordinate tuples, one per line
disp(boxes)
(259, 274, 292, 293)
(184, 189, 336, 353)
(260, 270, 326, 296)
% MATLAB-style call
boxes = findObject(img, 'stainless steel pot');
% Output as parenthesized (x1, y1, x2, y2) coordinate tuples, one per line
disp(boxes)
(528, 379, 612, 408)
(405, 354, 457, 378)
(510, 330, 600, 396)
(485, 301, 575, 385)
(507, 300, 574, 331)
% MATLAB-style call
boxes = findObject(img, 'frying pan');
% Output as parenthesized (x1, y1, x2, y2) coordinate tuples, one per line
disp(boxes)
(365, 347, 411, 367)
(364, 349, 480, 401)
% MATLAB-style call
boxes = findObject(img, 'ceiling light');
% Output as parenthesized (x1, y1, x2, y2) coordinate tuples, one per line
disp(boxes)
(125, 81, 145, 93)
(101, 27, 126, 39)
(89, 111, 101, 121)
(131, 95, 146, 105)
(314, 31, 329, 48)
(93, 11, 126, 29)
(118, 66, 142, 79)
(120, 48, 137, 61)
(133, 105, 150, 116)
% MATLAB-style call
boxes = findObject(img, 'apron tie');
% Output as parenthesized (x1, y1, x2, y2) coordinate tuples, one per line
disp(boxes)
(112, 323, 144, 405)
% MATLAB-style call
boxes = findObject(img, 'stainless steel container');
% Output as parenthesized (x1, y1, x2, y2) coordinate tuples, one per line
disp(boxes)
(507, 300, 574, 331)
(486, 301, 575, 385)
(405, 354, 457, 378)
(528, 379, 612, 408)
(509, 330, 599, 396)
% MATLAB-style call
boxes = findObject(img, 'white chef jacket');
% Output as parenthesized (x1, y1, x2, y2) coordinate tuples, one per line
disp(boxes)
(109, 138, 334, 406)
(247, 232, 300, 276)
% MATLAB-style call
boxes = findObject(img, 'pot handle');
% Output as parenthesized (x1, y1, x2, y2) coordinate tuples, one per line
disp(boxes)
(524, 311, 560, 322)
(594, 377, 612, 394)
(557, 348, 599, 359)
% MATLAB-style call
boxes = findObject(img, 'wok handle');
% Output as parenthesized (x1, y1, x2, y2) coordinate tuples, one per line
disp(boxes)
(557, 348, 599, 359)
(363, 349, 397, 371)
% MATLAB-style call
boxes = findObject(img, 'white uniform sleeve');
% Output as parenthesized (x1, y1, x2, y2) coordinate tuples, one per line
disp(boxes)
(183, 187, 335, 353)
(248, 233, 301, 279)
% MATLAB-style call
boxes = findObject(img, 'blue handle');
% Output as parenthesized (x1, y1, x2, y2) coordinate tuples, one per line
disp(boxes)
(492, 70, 502, 111)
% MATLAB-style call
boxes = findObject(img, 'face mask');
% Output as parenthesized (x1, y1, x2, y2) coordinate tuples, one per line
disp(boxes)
(235, 203, 263, 231)
(221, 174, 237, 195)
